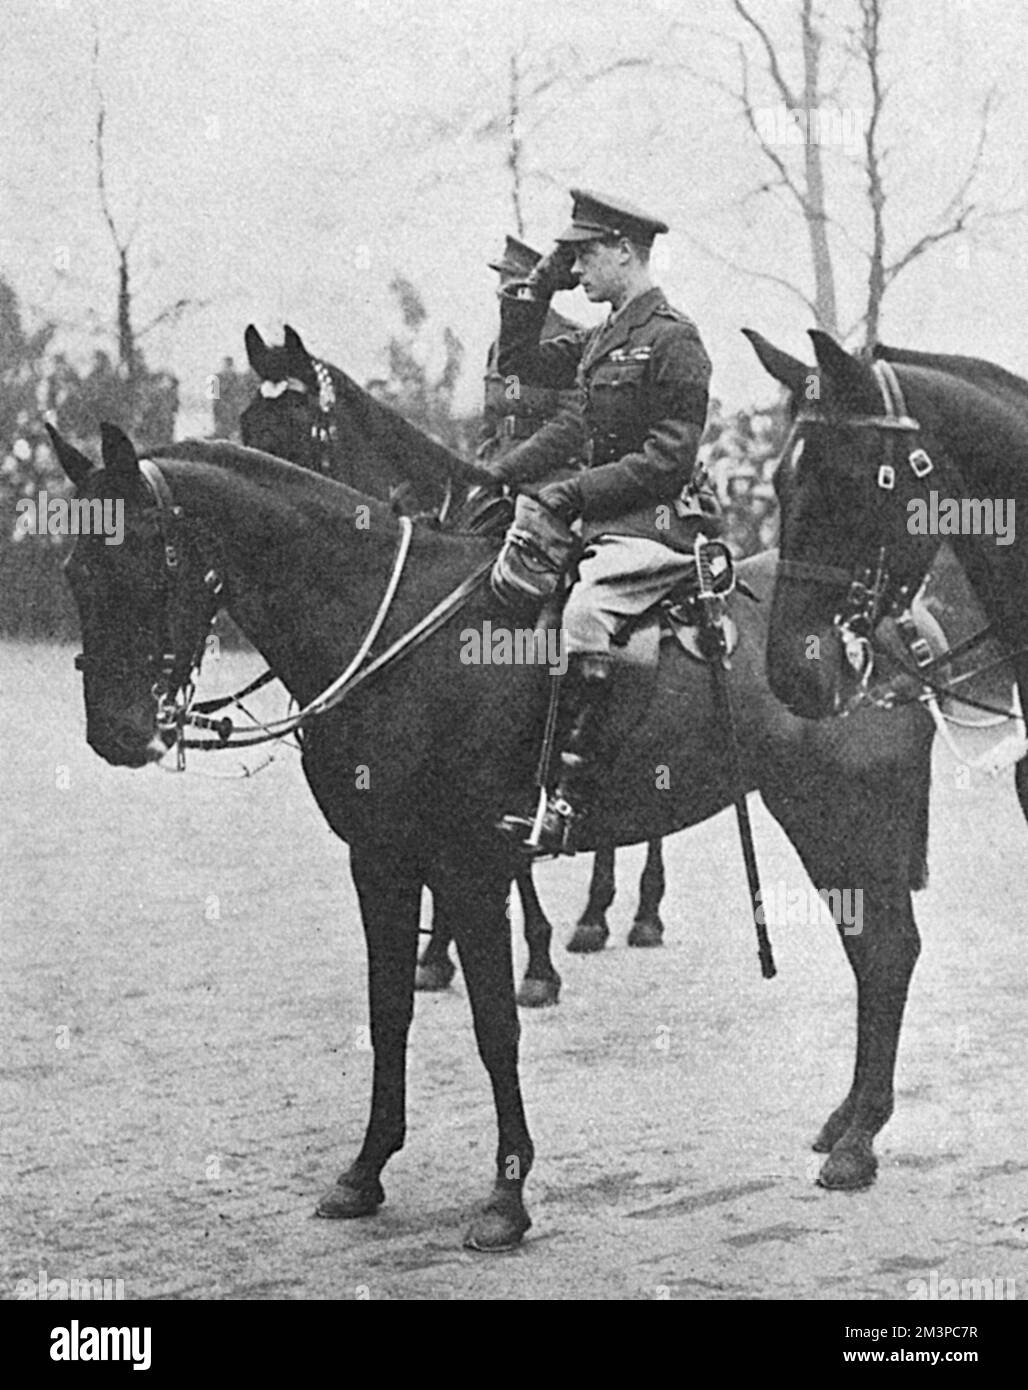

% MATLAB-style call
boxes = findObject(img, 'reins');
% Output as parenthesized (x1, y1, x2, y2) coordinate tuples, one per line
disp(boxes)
(872, 624, 1028, 721)
(129, 459, 493, 761)
(181, 543, 494, 753)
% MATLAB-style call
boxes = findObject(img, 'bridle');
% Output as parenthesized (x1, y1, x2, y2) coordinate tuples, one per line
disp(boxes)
(76, 459, 493, 768)
(256, 357, 338, 474)
(776, 358, 939, 708)
(253, 357, 458, 525)
(74, 459, 226, 766)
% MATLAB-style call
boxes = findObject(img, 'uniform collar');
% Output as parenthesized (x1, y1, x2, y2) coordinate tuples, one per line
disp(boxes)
(585, 286, 668, 368)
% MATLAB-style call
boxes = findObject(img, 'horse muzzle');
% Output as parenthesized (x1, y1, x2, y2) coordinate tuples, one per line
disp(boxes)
(86, 705, 172, 768)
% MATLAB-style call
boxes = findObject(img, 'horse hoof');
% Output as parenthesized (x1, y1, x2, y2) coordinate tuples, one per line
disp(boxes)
(462, 1196, 531, 1252)
(414, 958, 456, 991)
(314, 1175, 385, 1219)
(516, 976, 561, 1008)
(816, 1145, 878, 1191)
(627, 918, 664, 948)
(812, 1124, 842, 1154)
(566, 921, 608, 954)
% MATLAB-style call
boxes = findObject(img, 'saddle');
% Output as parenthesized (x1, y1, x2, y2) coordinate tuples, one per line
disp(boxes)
(474, 486, 749, 754)
(524, 540, 748, 759)
(618, 546, 741, 664)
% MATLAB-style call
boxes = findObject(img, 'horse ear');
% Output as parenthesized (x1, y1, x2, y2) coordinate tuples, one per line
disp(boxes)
(283, 324, 311, 371)
(245, 324, 270, 377)
(100, 422, 140, 484)
(45, 424, 94, 488)
(741, 329, 810, 399)
(809, 330, 878, 410)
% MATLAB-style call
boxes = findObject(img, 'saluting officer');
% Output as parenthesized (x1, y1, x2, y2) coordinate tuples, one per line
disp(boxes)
(477, 235, 584, 469)
(485, 188, 719, 857)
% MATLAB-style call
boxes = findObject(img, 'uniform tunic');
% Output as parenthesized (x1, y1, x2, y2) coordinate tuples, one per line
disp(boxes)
(477, 306, 583, 466)
(495, 285, 718, 654)
(495, 284, 713, 552)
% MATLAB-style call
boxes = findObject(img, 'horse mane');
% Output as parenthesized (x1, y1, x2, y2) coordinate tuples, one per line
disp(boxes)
(874, 343, 1028, 409)
(320, 360, 482, 487)
(151, 437, 395, 522)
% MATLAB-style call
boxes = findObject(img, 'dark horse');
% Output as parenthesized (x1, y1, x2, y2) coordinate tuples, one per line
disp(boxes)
(746, 327, 1028, 824)
(52, 423, 934, 1247)
(240, 325, 670, 1001)
(745, 326, 1028, 1191)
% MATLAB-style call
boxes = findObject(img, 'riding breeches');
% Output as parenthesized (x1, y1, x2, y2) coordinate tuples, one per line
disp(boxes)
(562, 534, 697, 655)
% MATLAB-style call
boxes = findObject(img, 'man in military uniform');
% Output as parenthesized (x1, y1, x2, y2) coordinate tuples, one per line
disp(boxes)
(484, 188, 718, 857)
(477, 235, 584, 469)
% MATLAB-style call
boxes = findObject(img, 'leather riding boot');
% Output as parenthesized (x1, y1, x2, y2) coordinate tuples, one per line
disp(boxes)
(497, 653, 614, 857)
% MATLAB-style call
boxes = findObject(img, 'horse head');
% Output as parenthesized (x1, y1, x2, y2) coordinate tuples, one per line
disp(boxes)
(50, 423, 223, 768)
(240, 324, 492, 522)
(744, 328, 942, 719)
(240, 323, 336, 473)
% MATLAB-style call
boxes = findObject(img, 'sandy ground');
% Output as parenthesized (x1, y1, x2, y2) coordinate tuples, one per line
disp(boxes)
(2, 642, 1027, 1301)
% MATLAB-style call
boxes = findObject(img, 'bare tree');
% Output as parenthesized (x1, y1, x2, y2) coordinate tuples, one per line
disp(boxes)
(91, 25, 137, 383)
(506, 53, 526, 238)
(726, 0, 1018, 346)
(410, 37, 662, 242)
(90, 23, 206, 401)
(733, 0, 840, 333)
(853, 0, 1001, 346)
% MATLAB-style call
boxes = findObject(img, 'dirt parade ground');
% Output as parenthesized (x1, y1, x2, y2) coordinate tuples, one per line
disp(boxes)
(3, 642, 1027, 1302)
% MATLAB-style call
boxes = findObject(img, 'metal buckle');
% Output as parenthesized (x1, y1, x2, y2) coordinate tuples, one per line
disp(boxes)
(909, 448, 933, 478)
(877, 464, 895, 490)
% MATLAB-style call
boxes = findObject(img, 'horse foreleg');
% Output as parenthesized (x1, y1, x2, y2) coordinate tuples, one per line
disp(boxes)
(815, 886, 921, 1191)
(315, 843, 421, 1220)
(514, 865, 561, 1008)
(415, 901, 457, 992)
(627, 837, 666, 948)
(567, 841, 615, 953)
(432, 849, 534, 1251)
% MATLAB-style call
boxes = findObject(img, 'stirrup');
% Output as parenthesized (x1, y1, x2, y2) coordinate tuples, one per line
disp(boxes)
(495, 795, 579, 858)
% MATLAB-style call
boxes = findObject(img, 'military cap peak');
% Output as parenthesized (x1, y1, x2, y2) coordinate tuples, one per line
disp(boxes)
(488, 235, 542, 276)
(557, 188, 670, 246)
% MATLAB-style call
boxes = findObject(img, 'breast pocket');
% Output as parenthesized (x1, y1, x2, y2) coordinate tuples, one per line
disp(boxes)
(588, 360, 648, 430)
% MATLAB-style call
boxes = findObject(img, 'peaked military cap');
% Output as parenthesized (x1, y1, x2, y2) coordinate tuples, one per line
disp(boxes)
(556, 188, 670, 246)
(488, 235, 543, 276)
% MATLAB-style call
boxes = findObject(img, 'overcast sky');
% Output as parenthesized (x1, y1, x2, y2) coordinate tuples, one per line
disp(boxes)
(4, 0, 1027, 432)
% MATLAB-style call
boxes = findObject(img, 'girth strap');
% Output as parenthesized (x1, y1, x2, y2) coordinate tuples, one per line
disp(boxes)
(777, 557, 854, 586)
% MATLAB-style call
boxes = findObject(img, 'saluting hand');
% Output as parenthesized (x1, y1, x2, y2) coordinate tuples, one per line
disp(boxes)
(530, 244, 580, 296)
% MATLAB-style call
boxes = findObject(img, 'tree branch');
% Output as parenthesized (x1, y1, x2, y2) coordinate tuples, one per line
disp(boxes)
(737, 42, 810, 215)
(137, 297, 210, 340)
(678, 229, 818, 318)
(883, 212, 975, 285)
(91, 24, 123, 256)
(883, 86, 998, 287)
(733, 0, 798, 108)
